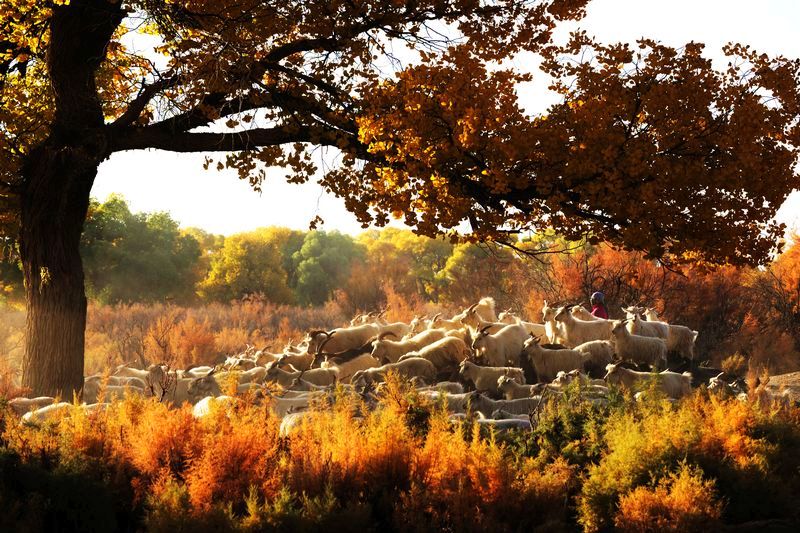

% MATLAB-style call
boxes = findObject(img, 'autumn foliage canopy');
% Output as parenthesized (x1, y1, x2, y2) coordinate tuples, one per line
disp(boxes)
(0, 0, 798, 263)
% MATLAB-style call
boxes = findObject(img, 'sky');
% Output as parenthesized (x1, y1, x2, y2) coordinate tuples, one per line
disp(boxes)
(91, 0, 800, 236)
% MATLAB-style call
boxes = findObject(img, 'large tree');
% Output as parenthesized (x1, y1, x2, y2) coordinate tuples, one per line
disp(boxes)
(0, 0, 798, 395)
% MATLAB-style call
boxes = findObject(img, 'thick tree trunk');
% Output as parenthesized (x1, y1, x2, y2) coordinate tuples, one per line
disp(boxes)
(16, 0, 123, 396)
(20, 147, 98, 397)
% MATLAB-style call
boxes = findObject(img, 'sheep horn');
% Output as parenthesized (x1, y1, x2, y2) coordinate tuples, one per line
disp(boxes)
(467, 303, 478, 314)
(316, 332, 336, 355)
(479, 325, 493, 335)
(307, 329, 329, 339)
(377, 331, 397, 341)
(431, 312, 442, 323)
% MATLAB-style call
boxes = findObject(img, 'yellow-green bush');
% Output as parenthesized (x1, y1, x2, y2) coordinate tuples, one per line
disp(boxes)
(1, 380, 799, 532)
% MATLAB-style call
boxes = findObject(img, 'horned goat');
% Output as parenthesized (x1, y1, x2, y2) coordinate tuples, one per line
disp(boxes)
(521, 335, 585, 383)
(458, 360, 525, 396)
(604, 362, 692, 399)
(553, 305, 613, 347)
(610, 320, 667, 370)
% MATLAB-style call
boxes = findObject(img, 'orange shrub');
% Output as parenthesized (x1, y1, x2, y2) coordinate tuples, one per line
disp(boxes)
(170, 316, 217, 367)
(213, 326, 250, 357)
(185, 404, 282, 511)
(285, 391, 415, 498)
(615, 464, 722, 532)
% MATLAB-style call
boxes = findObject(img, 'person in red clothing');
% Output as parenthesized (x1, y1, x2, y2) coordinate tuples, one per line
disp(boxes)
(590, 291, 609, 319)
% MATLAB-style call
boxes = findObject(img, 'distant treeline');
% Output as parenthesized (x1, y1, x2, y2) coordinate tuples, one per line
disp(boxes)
(0, 194, 573, 311)
(1, 195, 799, 372)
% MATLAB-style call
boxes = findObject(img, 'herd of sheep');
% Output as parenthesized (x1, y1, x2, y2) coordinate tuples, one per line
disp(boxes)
(10, 297, 775, 430)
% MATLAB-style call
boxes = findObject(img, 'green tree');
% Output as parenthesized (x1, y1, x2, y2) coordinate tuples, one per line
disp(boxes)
(435, 243, 516, 307)
(292, 231, 363, 306)
(81, 195, 201, 303)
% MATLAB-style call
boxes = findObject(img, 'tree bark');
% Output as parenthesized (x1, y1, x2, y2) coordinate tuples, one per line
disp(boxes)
(20, 146, 99, 397)
(18, 0, 122, 396)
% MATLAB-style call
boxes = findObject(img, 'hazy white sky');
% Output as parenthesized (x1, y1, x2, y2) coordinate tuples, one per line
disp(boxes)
(92, 0, 800, 236)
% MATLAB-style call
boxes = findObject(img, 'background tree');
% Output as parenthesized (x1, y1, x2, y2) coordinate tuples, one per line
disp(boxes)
(435, 243, 516, 307)
(1, 0, 798, 395)
(292, 231, 363, 306)
(82, 195, 201, 303)
(198, 229, 295, 304)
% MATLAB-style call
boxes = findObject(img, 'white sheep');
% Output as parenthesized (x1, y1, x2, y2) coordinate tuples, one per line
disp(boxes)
(112, 364, 151, 381)
(610, 320, 667, 370)
(85, 374, 147, 389)
(280, 411, 315, 435)
(415, 382, 465, 395)
(192, 395, 238, 419)
(553, 305, 613, 347)
(458, 360, 525, 396)
(22, 402, 74, 424)
(475, 418, 532, 431)
(521, 336, 585, 383)
(419, 390, 476, 413)
(463, 392, 544, 417)
(181, 365, 217, 378)
(453, 298, 498, 328)
(573, 340, 615, 376)
(643, 308, 699, 360)
(274, 350, 315, 371)
(571, 305, 602, 321)
(496, 312, 548, 338)
(306, 323, 380, 355)
(82, 381, 146, 404)
(626, 312, 669, 340)
(351, 357, 437, 387)
(604, 363, 692, 399)
(321, 353, 380, 383)
(398, 336, 469, 372)
(496, 375, 537, 400)
(8, 396, 56, 416)
(264, 364, 340, 388)
(471, 323, 529, 367)
(371, 329, 447, 364)
(542, 300, 567, 344)
(264, 392, 329, 418)
(235, 365, 268, 385)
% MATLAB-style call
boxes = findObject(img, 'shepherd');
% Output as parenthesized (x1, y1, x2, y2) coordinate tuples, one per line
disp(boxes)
(590, 292, 609, 319)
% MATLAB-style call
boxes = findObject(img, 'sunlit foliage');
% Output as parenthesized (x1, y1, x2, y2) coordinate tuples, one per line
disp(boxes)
(0, 378, 798, 531)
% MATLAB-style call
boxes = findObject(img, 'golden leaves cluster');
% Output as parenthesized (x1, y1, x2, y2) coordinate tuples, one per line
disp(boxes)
(354, 35, 800, 266)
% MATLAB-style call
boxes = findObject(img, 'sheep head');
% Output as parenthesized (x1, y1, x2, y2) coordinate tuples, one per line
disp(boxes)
(458, 359, 474, 376)
(521, 334, 541, 354)
(553, 305, 572, 322)
(603, 362, 622, 383)
(610, 320, 629, 336)
(469, 326, 493, 358)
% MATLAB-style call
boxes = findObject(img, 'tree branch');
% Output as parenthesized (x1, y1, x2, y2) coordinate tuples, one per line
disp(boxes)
(111, 123, 346, 153)
(111, 74, 181, 128)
